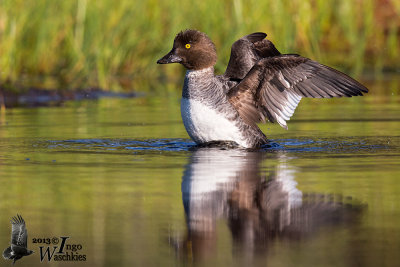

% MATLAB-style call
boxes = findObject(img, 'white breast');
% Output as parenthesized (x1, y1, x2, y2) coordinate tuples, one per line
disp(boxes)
(181, 98, 249, 147)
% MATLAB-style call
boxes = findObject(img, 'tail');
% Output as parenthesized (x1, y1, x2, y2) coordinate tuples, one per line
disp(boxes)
(2, 246, 12, 259)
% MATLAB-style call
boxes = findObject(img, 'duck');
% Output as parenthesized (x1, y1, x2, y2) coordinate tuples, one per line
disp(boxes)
(157, 29, 368, 148)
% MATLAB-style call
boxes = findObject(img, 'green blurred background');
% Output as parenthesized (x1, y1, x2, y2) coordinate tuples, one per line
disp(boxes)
(0, 0, 399, 92)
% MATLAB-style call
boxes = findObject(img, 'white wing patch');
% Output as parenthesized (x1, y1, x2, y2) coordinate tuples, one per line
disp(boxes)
(275, 91, 302, 129)
(277, 70, 291, 88)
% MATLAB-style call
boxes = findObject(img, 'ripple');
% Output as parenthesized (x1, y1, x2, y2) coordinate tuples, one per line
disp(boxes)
(268, 137, 391, 153)
(46, 138, 196, 152)
(41, 136, 394, 154)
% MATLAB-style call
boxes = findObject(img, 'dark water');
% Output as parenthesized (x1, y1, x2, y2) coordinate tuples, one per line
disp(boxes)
(0, 81, 400, 266)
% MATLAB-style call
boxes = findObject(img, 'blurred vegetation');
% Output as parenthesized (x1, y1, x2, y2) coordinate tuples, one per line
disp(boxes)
(0, 0, 399, 92)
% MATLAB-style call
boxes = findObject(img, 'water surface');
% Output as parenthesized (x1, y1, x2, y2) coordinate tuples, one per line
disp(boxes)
(0, 81, 399, 266)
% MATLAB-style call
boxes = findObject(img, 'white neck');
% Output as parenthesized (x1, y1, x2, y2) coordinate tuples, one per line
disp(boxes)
(186, 67, 214, 79)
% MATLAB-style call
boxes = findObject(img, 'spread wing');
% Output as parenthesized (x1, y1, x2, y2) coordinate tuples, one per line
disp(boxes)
(224, 32, 281, 80)
(228, 55, 368, 129)
(10, 215, 28, 248)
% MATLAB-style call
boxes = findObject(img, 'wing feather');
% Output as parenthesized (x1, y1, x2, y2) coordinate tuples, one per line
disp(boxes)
(224, 32, 282, 80)
(10, 215, 28, 248)
(228, 54, 368, 129)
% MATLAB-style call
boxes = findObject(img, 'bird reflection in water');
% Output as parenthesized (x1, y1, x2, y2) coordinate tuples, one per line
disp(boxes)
(174, 148, 364, 261)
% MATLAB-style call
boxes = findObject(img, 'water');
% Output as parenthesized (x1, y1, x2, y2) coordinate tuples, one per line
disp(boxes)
(0, 82, 399, 266)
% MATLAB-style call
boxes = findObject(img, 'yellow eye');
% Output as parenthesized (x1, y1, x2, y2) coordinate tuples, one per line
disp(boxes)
(185, 43, 191, 49)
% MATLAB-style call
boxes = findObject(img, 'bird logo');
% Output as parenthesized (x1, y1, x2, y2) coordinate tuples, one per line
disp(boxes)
(2, 215, 34, 265)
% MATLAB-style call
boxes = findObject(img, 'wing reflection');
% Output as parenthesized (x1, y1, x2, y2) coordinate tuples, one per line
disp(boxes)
(176, 148, 363, 261)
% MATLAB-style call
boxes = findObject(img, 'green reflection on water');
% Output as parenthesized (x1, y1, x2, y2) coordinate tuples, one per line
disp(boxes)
(0, 80, 399, 266)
